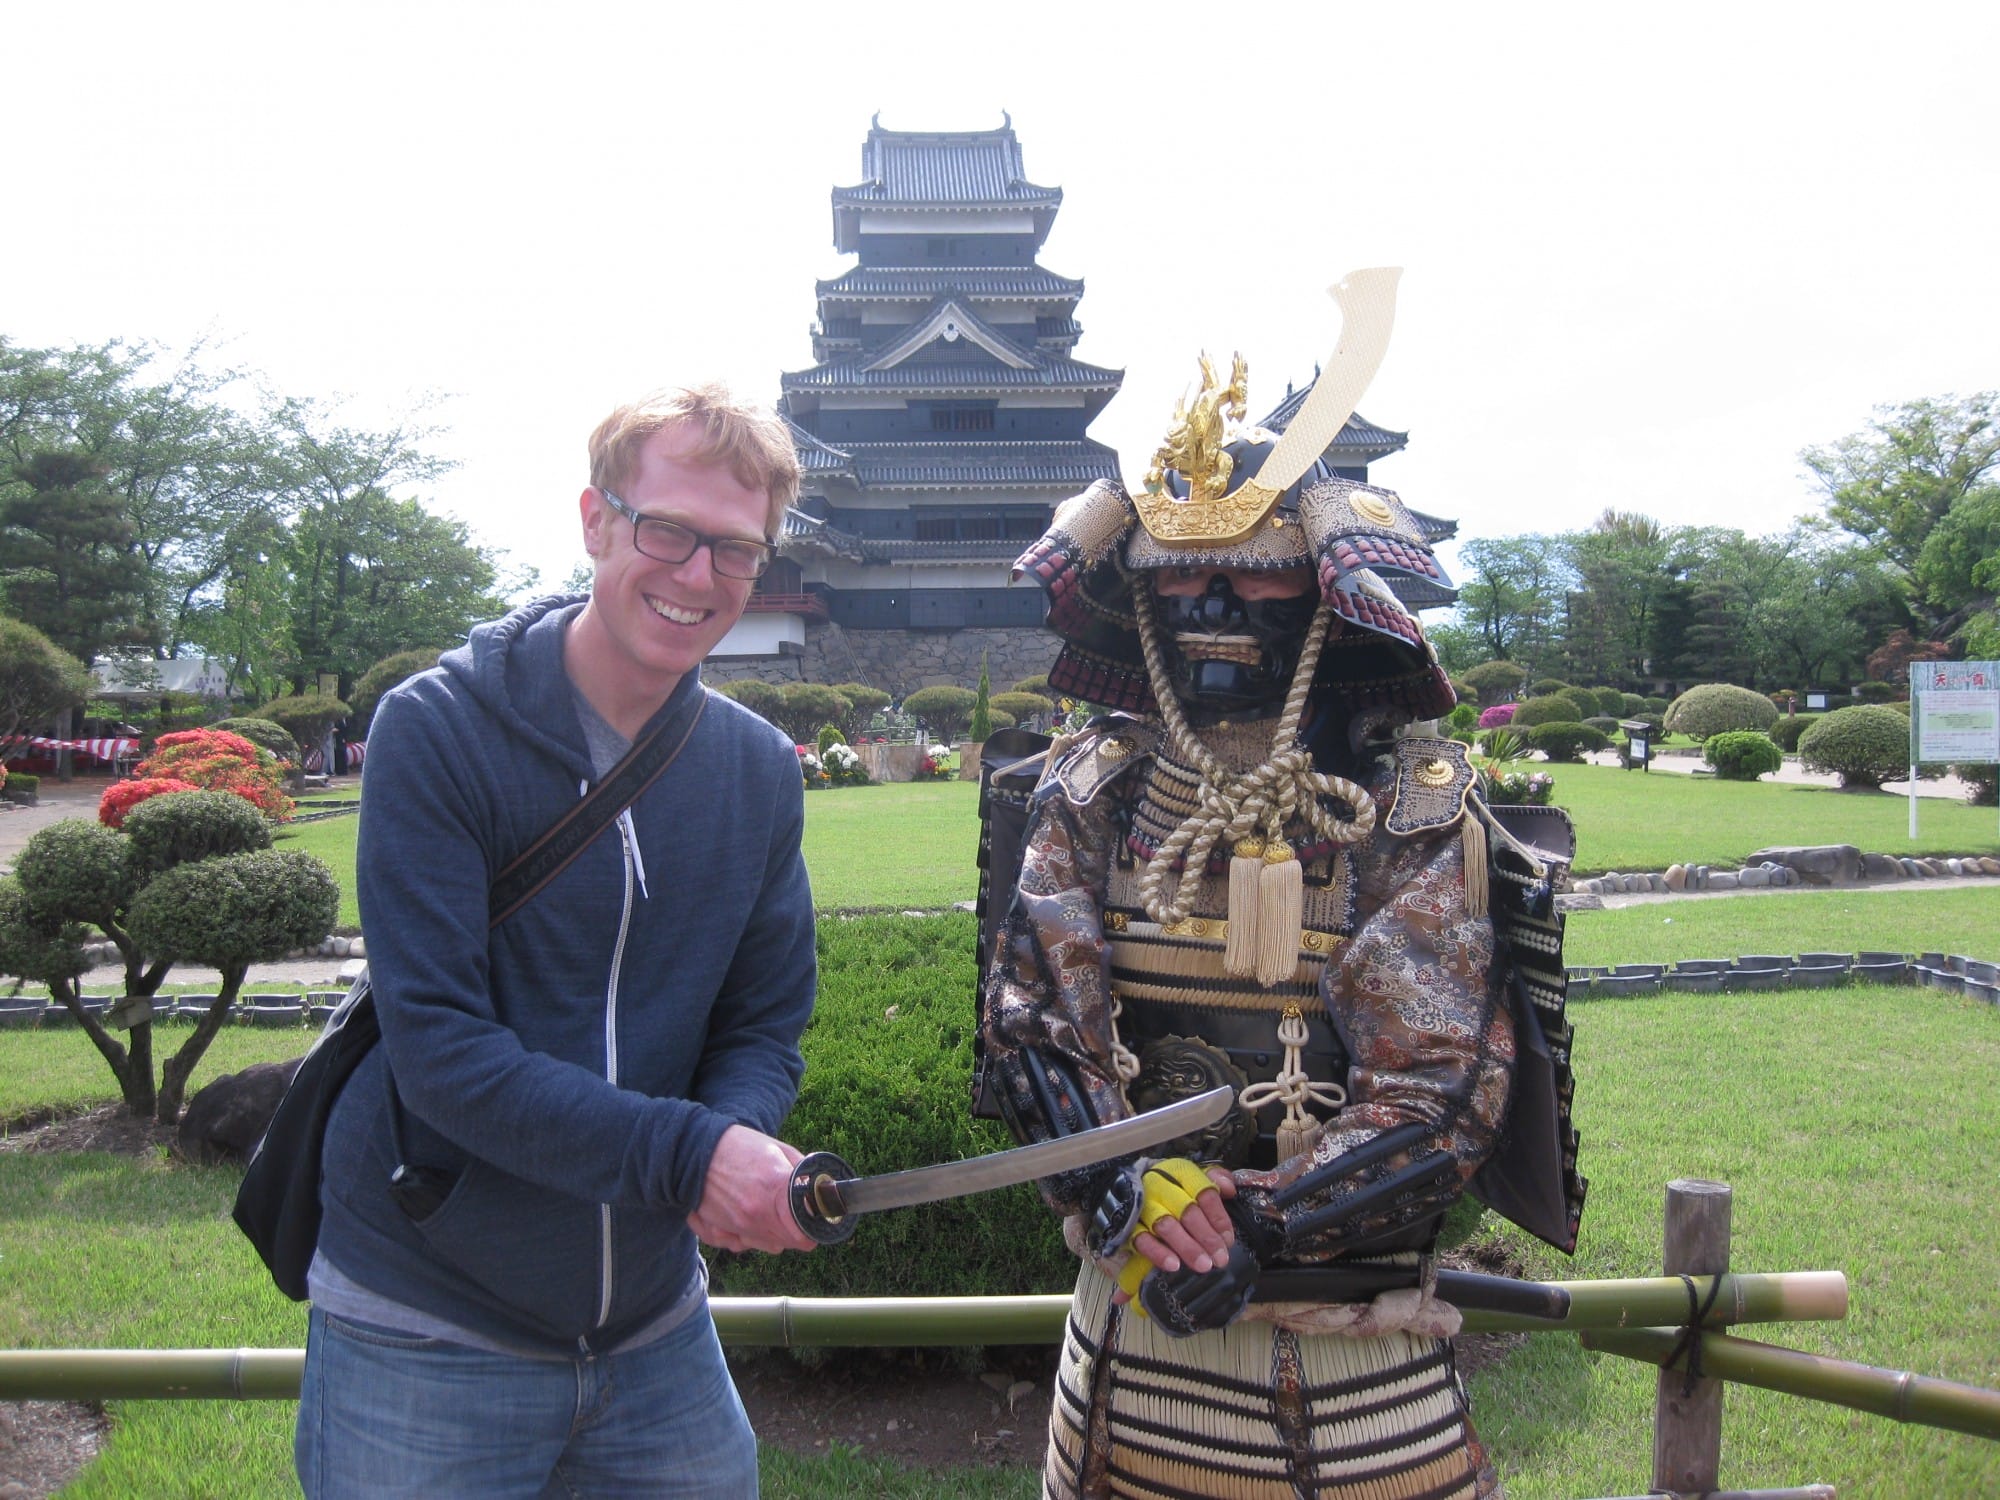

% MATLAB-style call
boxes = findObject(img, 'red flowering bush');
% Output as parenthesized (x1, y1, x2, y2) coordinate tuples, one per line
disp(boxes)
(99, 777, 200, 829)
(133, 729, 293, 822)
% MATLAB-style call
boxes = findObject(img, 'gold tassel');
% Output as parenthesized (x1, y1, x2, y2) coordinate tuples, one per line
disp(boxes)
(1276, 1114, 1321, 1163)
(1461, 811, 1488, 919)
(1224, 836, 1264, 978)
(1257, 839, 1303, 988)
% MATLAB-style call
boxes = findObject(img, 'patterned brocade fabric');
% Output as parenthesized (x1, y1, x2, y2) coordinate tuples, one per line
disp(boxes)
(985, 724, 1513, 1248)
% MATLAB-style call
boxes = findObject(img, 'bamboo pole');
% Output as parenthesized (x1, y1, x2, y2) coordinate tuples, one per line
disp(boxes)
(0, 1271, 1850, 1402)
(1583, 1327, 2000, 1443)
(1654, 1178, 1732, 1495)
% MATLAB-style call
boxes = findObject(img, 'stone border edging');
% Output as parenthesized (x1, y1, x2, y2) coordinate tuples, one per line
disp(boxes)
(1570, 844, 2000, 898)
(1568, 950, 2000, 1005)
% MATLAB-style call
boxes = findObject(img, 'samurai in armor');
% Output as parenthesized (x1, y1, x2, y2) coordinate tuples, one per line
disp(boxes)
(980, 273, 1585, 1500)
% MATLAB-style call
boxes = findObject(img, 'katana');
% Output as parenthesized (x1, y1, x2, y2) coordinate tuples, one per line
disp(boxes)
(788, 1086, 1235, 1244)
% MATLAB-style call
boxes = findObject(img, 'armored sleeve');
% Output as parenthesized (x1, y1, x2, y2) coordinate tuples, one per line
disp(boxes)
(981, 775, 1137, 1217)
(1230, 796, 1515, 1260)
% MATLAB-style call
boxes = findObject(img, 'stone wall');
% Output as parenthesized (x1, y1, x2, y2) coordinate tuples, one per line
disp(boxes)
(709, 623, 1062, 699)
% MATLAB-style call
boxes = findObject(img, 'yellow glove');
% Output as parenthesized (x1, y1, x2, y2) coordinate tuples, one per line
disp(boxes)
(1116, 1159, 1217, 1300)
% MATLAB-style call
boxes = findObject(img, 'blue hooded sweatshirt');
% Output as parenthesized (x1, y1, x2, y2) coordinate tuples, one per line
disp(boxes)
(316, 596, 815, 1354)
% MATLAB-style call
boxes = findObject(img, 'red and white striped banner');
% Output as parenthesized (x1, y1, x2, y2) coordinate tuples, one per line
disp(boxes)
(345, 740, 366, 768)
(1, 735, 139, 761)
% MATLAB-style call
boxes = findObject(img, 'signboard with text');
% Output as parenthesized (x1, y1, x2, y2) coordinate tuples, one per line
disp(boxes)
(1910, 661, 2000, 765)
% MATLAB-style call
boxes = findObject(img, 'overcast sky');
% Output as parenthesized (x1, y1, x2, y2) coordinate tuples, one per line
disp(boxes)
(9, 2, 1997, 594)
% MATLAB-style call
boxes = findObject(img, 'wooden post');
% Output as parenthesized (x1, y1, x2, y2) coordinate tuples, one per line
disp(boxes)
(1653, 1178, 1733, 1494)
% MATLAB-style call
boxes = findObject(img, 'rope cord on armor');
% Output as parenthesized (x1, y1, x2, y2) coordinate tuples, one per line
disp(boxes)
(1128, 584, 1375, 927)
(1666, 1271, 1725, 1398)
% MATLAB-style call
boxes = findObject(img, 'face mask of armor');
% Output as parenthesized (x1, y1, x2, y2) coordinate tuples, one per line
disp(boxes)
(1154, 572, 1318, 714)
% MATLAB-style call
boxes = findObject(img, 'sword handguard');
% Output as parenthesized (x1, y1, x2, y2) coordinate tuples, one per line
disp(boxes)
(787, 1151, 858, 1245)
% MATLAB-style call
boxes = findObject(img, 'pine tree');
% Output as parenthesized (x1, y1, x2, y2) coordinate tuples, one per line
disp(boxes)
(970, 654, 992, 741)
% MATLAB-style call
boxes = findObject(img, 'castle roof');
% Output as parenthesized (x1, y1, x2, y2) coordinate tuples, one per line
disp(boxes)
(832, 116, 1062, 251)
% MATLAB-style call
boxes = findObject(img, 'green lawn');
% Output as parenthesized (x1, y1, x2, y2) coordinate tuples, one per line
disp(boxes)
(266, 769, 1998, 924)
(1565, 885, 2000, 968)
(1547, 762, 1997, 874)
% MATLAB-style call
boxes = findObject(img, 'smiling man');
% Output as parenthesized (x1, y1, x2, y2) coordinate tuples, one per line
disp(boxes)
(300, 387, 817, 1498)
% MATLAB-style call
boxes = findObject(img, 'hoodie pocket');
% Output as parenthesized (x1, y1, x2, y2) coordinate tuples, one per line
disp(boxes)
(413, 1160, 603, 1332)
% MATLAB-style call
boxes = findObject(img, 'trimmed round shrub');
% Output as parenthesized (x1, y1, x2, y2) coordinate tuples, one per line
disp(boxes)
(990, 691, 1053, 728)
(1641, 696, 1670, 714)
(1593, 687, 1627, 716)
(1664, 684, 1779, 743)
(1512, 695, 1582, 729)
(1768, 714, 1821, 753)
(125, 848, 338, 969)
(1797, 704, 1917, 790)
(1527, 722, 1609, 762)
(902, 685, 979, 744)
(830, 684, 892, 738)
(1556, 688, 1602, 723)
(0, 877, 91, 984)
(348, 649, 442, 736)
(1445, 702, 1479, 732)
(1448, 677, 1475, 705)
(1010, 674, 1052, 696)
(211, 717, 299, 763)
(1704, 730, 1783, 781)
(1463, 660, 1527, 706)
(772, 684, 853, 746)
(1954, 764, 1998, 806)
(257, 693, 350, 751)
(1619, 693, 1647, 716)
(1477, 704, 1516, 730)
(15, 819, 133, 928)
(1852, 680, 1899, 702)
(1527, 678, 1574, 697)
(715, 679, 785, 725)
(122, 790, 274, 879)
(707, 913, 1073, 1301)
(1583, 715, 1621, 736)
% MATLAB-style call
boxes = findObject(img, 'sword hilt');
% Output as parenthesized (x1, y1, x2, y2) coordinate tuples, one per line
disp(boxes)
(787, 1151, 857, 1245)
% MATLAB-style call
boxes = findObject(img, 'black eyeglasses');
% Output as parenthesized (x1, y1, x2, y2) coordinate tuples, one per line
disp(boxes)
(598, 488, 775, 581)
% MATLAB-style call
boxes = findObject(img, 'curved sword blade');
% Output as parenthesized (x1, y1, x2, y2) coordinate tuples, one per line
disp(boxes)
(830, 1085, 1234, 1218)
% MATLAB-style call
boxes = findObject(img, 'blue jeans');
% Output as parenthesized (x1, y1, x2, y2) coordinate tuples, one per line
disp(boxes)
(295, 1306, 758, 1498)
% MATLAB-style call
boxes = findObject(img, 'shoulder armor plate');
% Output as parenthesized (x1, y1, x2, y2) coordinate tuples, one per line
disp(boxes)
(1050, 717, 1161, 806)
(1384, 737, 1475, 837)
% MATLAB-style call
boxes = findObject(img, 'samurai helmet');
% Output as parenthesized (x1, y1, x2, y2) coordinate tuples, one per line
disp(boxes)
(1014, 270, 1458, 726)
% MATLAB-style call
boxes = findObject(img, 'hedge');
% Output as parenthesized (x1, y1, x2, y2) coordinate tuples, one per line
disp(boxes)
(1664, 683, 1779, 742)
(1768, 714, 1821, 752)
(1704, 730, 1783, 781)
(1526, 722, 1609, 762)
(1511, 695, 1583, 729)
(705, 913, 1074, 1302)
(1797, 704, 1919, 789)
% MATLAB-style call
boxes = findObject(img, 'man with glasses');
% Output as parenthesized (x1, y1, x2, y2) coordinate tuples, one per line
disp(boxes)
(300, 386, 817, 1497)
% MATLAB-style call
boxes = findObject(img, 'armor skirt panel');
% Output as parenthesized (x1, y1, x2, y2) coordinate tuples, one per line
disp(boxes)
(1046, 1264, 1496, 1500)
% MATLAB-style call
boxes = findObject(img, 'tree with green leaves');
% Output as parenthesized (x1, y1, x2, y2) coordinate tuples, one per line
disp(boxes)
(1804, 392, 2000, 634)
(1454, 535, 1569, 674)
(0, 616, 91, 742)
(0, 792, 336, 1121)
(0, 450, 149, 664)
